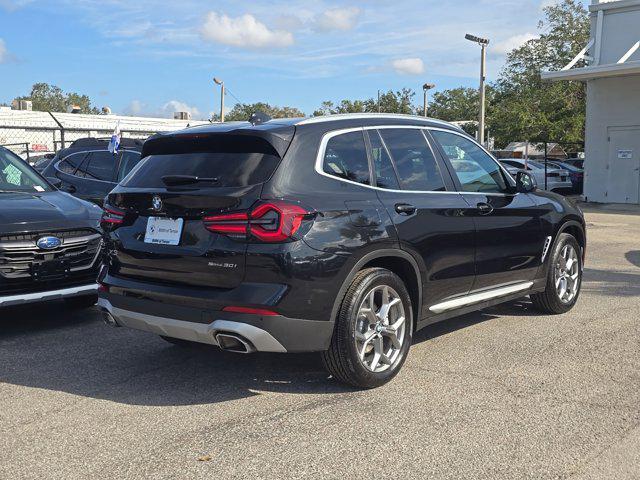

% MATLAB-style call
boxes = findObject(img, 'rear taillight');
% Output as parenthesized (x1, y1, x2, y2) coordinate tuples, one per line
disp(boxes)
(203, 200, 314, 243)
(101, 206, 125, 228)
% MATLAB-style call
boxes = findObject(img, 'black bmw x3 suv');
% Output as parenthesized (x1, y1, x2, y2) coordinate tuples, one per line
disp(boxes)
(98, 114, 586, 388)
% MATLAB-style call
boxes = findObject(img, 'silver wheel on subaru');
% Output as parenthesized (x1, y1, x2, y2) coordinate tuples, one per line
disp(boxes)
(555, 243, 580, 304)
(355, 285, 407, 373)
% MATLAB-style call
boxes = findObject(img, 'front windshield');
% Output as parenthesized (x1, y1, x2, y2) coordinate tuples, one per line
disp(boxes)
(0, 148, 52, 193)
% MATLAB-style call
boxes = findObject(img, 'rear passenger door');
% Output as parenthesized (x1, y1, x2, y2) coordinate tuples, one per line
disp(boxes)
(429, 129, 545, 292)
(367, 127, 476, 321)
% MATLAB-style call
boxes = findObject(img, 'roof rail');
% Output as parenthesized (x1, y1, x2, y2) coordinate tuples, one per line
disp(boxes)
(295, 113, 459, 130)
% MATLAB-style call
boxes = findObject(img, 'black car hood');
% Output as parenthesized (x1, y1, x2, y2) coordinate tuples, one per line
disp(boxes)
(0, 191, 102, 234)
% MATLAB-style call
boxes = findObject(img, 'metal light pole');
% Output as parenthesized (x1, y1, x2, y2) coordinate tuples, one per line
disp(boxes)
(213, 77, 225, 122)
(422, 83, 435, 117)
(465, 34, 490, 146)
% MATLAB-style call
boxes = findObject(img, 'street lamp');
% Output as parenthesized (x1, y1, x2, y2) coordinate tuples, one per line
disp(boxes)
(213, 77, 225, 122)
(422, 83, 435, 117)
(465, 33, 490, 145)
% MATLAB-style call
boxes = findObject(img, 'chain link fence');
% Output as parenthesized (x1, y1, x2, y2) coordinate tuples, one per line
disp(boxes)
(0, 111, 203, 163)
(0, 126, 157, 163)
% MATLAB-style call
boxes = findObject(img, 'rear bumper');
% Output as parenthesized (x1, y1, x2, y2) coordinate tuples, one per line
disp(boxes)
(546, 179, 573, 191)
(0, 283, 98, 307)
(97, 291, 334, 353)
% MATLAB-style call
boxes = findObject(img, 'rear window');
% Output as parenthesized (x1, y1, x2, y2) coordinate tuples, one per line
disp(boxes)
(122, 152, 281, 188)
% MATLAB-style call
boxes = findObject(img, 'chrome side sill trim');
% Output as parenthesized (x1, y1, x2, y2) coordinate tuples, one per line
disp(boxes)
(429, 281, 534, 314)
(0, 283, 98, 307)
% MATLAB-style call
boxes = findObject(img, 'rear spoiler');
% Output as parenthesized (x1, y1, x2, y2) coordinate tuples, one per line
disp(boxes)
(141, 124, 295, 159)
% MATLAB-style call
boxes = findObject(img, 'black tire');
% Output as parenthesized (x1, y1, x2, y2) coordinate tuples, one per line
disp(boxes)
(530, 233, 582, 314)
(322, 267, 413, 389)
(64, 294, 98, 309)
(159, 335, 197, 348)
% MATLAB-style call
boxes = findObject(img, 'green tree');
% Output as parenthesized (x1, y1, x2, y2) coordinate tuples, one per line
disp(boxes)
(16, 83, 100, 114)
(314, 89, 416, 116)
(224, 102, 305, 121)
(490, 0, 589, 147)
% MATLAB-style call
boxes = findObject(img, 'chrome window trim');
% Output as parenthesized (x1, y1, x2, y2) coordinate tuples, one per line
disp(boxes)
(314, 125, 462, 195)
(427, 126, 519, 196)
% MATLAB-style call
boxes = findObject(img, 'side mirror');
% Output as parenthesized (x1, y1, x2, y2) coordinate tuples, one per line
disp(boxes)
(516, 171, 537, 193)
(46, 176, 63, 189)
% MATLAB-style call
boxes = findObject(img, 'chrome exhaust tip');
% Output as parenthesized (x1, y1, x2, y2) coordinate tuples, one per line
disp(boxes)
(215, 333, 255, 353)
(101, 309, 120, 328)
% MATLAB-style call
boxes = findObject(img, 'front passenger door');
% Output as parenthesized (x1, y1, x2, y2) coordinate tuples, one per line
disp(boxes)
(429, 129, 545, 292)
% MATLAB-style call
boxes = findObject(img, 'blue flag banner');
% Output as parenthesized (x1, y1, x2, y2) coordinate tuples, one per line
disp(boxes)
(108, 121, 121, 154)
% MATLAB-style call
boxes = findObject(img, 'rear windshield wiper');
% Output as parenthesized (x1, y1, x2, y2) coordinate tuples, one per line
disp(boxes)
(161, 175, 219, 186)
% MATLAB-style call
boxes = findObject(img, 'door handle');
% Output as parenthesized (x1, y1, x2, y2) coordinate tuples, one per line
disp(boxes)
(65, 184, 77, 193)
(395, 203, 416, 215)
(477, 202, 493, 216)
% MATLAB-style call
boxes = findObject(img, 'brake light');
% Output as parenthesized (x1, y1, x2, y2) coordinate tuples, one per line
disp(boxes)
(203, 200, 313, 243)
(101, 206, 125, 227)
(203, 212, 249, 234)
(222, 306, 279, 316)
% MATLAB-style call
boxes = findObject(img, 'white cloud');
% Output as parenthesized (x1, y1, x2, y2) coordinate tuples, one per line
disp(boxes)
(0, 0, 33, 11)
(125, 99, 145, 115)
(0, 39, 7, 63)
(201, 12, 294, 49)
(162, 100, 200, 118)
(313, 7, 361, 32)
(494, 33, 538, 55)
(392, 57, 424, 75)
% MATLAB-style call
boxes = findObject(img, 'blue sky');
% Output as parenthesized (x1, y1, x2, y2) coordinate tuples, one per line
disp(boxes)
(0, 0, 587, 119)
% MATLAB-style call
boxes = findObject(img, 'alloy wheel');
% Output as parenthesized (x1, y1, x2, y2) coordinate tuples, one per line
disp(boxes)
(554, 244, 580, 304)
(354, 285, 407, 373)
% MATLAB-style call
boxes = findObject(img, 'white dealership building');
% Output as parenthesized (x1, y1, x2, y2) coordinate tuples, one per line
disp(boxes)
(542, 0, 640, 204)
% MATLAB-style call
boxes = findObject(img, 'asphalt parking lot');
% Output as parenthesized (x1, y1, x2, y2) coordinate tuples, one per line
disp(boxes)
(1, 204, 639, 480)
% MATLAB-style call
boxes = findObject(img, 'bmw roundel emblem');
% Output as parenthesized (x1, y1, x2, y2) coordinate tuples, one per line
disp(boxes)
(36, 236, 62, 250)
(152, 195, 163, 212)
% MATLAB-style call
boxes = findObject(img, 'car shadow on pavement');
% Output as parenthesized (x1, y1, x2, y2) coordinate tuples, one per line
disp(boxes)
(1, 298, 540, 407)
(625, 250, 640, 269)
(582, 266, 640, 297)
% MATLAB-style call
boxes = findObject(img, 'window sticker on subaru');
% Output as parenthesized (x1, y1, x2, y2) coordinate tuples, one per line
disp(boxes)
(144, 217, 184, 245)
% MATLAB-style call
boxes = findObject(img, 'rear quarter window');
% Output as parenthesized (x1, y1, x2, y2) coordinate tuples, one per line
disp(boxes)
(321, 130, 370, 185)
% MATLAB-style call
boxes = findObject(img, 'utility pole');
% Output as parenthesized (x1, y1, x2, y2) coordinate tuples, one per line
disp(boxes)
(377, 90, 381, 113)
(213, 77, 225, 122)
(478, 42, 487, 145)
(465, 34, 490, 146)
(422, 83, 435, 117)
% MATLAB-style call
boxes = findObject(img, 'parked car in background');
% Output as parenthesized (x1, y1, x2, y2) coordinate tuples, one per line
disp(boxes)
(546, 160, 584, 193)
(499, 158, 572, 192)
(562, 158, 585, 169)
(98, 114, 586, 389)
(41, 137, 144, 205)
(31, 153, 57, 172)
(0, 146, 103, 308)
